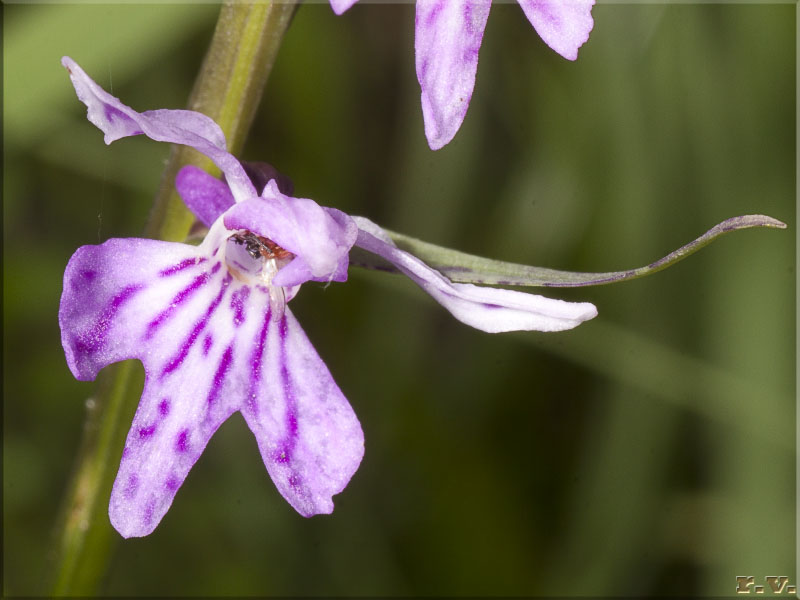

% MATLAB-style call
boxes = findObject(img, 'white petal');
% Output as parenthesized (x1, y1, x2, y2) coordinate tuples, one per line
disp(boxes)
(353, 217, 597, 333)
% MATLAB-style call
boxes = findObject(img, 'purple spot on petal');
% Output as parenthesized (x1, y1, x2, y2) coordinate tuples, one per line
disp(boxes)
(175, 429, 189, 453)
(288, 473, 302, 489)
(271, 444, 291, 464)
(230, 287, 250, 327)
(158, 399, 170, 417)
(207, 345, 233, 407)
(124, 474, 139, 499)
(159, 257, 207, 277)
(165, 475, 180, 491)
(143, 498, 155, 526)
(138, 424, 156, 439)
(202, 333, 213, 356)
(211, 262, 222, 274)
(81, 269, 98, 281)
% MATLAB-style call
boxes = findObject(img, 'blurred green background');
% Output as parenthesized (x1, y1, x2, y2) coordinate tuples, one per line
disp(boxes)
(3, 2, 795, 596)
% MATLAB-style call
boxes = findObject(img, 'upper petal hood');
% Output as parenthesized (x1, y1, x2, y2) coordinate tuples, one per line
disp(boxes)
(62, 56, 257, 203)
(223, 181, 358, 287)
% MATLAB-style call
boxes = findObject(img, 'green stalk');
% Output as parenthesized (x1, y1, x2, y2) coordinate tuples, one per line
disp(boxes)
(46, 1, 297, 595)
(146, 0, 298, 242)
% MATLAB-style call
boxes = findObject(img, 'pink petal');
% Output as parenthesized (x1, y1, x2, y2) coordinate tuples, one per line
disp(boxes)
(59, 237, 216, 381)
(353, 217, 598, 333)
(517, 0, 595, 61)
(415, 0, 491, 150)
(62, 57, 257, 203)
(329, 0, 359, 15)
(106, 264, 278, 537)
(109, 357, 241, 537)
(59, 227, 240, 536)
(175, 165, 236, 227)
(240, 309, 364, 517)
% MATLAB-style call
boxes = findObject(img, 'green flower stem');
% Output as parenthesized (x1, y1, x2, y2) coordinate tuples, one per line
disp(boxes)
(146, 0, 298, 242)
(46, 1, 297, 595)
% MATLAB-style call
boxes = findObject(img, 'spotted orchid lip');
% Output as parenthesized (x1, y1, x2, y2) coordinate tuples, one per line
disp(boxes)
(60, 57, 597, 538)
(61, 223, 363, 538)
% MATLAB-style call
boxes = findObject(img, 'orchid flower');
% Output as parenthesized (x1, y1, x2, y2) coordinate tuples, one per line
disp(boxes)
(60, 57, 597, 538)
(330, 0, 595, 150)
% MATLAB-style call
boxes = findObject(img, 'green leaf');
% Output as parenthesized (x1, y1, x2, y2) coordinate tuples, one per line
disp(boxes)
(351, 215, 787, 287)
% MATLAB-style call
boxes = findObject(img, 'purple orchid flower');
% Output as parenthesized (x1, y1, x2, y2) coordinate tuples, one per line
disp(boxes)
(330, 0, 595, 150)
(60, 57, 597, 538)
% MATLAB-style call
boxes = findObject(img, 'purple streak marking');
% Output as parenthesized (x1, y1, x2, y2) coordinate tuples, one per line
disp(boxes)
(463, 1, 479, 35)
(269, 316, 299, 468)
(246, 307, 272, 416)
(74, 284, 142, 354)
(425, 1, 443, 27)
(103, 104, 141, 133)
(145, 272, 210, 339)
(206, 345, 233, 407)
(160, 274, 232, 378)
(124, 474, 139, 499)
(159, 257, 207, 277)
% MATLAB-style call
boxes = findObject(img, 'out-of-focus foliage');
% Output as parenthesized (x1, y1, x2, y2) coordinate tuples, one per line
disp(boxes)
(3, 3, 794, 596)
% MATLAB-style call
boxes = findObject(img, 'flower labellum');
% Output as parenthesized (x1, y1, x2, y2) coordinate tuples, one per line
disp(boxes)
(60, 57, 597, 538)
(331, 0, 595, 149)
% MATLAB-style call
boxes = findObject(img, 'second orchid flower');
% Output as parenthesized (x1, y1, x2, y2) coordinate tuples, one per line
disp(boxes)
(331, 0, 595, 149)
